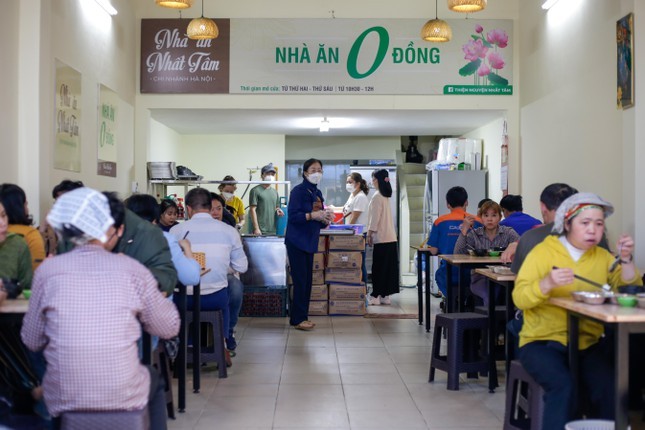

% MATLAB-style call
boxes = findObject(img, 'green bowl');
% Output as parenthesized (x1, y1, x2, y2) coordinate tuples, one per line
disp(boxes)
(23, 290, 32, 300)
(488, 250, 501, 257)
(616, 295, 637, 307)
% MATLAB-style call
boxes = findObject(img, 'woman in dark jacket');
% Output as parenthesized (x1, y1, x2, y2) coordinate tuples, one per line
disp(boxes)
(285, 159, 332, 330)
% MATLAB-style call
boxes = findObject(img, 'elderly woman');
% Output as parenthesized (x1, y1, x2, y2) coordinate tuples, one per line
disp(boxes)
(454, 200, 519, 306)
(513, 193, 641, 430)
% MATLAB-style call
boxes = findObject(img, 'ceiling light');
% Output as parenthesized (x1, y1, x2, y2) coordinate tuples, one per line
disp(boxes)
(421, 0, 452, 43)
(187, 0, 218, 40)
(94, 0, 117, 15)
(448, 0, 486, 13)
(156, 0, 193, 9)
(319, 117, 330, 133)
(542, 0, 561, 10)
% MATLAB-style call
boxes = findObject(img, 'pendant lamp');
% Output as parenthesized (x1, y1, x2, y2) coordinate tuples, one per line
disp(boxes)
(187, 0, 218, 40)
(447, 0, 487, 13)
(421, 0, 452, 42)
(156, 0, 193, 9)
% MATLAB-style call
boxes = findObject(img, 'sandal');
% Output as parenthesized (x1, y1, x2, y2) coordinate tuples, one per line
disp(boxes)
(293, 321, 315, 331)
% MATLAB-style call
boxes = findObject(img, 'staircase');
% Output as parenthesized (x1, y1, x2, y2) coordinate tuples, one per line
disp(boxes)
(397, 160, 428, 286)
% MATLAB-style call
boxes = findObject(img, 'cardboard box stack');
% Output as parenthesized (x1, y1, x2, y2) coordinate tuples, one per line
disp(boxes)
(307, 236, 329, 315)
(325, 235, 366, 316)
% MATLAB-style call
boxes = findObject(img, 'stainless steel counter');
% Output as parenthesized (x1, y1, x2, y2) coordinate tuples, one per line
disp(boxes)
(240, 236, 287, 287)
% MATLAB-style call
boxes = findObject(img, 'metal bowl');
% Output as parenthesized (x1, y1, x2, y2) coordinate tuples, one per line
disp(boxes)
(571, 291, 587, 302)
(468, 249, 488, 257)
(581, 292, 606, 305)
(492, 266, 513, 275)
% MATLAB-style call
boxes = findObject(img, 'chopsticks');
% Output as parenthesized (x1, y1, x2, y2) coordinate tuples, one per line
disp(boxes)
(552, 266, 611, 292)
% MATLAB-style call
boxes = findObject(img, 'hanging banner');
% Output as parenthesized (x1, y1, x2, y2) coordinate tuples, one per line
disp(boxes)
(140, 18, 513, 95)
(97, 84, 118, 177)
(54, 59, 82, 172)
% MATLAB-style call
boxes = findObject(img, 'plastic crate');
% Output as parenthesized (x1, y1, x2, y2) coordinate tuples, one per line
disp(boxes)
(240, 286, 287, 317)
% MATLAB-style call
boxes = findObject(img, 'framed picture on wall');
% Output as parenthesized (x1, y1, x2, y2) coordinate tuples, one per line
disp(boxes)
(616, 13, 634, 110)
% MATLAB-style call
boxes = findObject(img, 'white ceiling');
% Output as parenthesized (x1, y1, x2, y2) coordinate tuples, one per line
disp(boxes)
(149, 108, 505, 136)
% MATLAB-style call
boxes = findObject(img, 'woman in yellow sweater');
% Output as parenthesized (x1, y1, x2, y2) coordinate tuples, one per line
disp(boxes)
(0, 183, 46, 271)
(513, 193, 641, 429)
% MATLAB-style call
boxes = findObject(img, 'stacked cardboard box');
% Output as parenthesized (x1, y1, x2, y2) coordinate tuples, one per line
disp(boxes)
(325, 235, 366, 316)
(307, 236, 329, 315)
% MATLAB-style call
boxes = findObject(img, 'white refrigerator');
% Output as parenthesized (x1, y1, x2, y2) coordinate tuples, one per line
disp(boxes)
(424, 169, 488, 291)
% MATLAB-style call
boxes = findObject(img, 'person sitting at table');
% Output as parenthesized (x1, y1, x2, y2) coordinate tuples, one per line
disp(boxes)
(170, 188, 248, 365)
(0, 183, 46, 272)
(21, 187, 180, 430)
(454, 200, 519, 306)
(499, 194, 542, 236)
(158, 198, 180, 232)
(513, 192, 642, 430)
(0, 200, 32, 298)
(426, 186, 482, 304)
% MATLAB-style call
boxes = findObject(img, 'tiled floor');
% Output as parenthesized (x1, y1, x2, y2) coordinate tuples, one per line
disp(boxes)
(167, 288, 507, 429)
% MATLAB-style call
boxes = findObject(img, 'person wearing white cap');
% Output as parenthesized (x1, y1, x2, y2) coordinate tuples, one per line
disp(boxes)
(249, 163, 284, 235)
(21, 187, 180, 430)
(512, 192, 642, 429)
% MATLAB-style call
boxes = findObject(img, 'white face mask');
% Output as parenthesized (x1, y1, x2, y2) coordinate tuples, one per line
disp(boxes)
(307, 172, 323, 185)
(264, 175, 275, 182)
(346, 183, 356, 193)
(222, 192, 234, 201)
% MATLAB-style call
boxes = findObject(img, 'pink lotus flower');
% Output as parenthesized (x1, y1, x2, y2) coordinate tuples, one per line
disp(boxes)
(477, 62, 490, 77)
(462, 39, 488, 62)
(475, 24, 483, 34)
(486, 29, 508, 48)
(487, 52, 505, 70)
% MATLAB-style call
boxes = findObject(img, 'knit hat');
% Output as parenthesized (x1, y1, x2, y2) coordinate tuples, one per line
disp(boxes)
(47, 187, 114, 243)
(261, 163, 276, 175)
(552, 192, 614, 234)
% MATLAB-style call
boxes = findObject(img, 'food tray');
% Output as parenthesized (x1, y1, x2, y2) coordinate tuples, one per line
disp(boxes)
(147, 161, 177, 180)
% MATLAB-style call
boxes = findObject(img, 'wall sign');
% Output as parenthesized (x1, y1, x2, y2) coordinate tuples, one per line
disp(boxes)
(140, 19, 231, 93)
(54, 59, 82, 172)
(97, 84, 118, 177)
(140, 18, 513, 96)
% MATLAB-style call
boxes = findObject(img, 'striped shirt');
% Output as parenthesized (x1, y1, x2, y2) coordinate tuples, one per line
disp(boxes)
(21, 244, 180, 417)
(453, 225, 520, 254)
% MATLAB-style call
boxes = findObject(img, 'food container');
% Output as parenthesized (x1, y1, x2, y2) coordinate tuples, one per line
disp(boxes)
(580, 292, 606, 305)
(609, 293, 631, 305)
(491, 266, 513, 275)
(616, 295, 637, 307)
(488, 250, 501, 257)
(571, 291, 587, 302)
(618, 285, 645, 295)
(637, 293, 645, 309)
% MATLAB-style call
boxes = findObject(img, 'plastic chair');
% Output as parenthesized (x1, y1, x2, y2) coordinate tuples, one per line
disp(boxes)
(503, 360, 544, 430)
(429, 312, 489, 390)
(185, 309, 228, 378)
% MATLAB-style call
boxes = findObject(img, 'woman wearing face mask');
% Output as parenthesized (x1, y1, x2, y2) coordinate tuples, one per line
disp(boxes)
(285, 158, 333, 330)
(218, 175, 246, 230)
(342, 173, 369, 225)
(366, 170, 399, 306)
(513, 193, 641, 429)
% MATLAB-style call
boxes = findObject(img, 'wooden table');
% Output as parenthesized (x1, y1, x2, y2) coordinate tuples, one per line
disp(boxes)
(0, 298, 29, 318)
(439, 255, 507, 313)
(550, 297, 645, 430)
(474, 268, 516, 393)
(411, 247, 433, 332)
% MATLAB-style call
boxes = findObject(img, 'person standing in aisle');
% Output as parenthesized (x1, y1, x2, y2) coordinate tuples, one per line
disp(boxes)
(285, 159, 333, 330)
(249, 163, 284, 235)
(366, 169, 399, 305)
(342, 172, 369, 225)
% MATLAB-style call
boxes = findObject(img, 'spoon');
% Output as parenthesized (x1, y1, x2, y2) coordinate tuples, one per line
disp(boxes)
(609, 243, 622, 272)
(553, 266, 611, 292)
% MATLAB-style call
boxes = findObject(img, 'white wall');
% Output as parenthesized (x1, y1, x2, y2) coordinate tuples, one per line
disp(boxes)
(0, 1, 20, 184)
(35, 0, 137, 222)
(518, 0, 639, 253)
(286, 136, 399, 161)
(464, 117, 506, 207)
(149, 118, 182, 162)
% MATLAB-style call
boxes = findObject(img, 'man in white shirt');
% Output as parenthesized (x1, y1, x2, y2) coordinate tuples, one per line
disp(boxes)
(170, 188, 248, 364)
